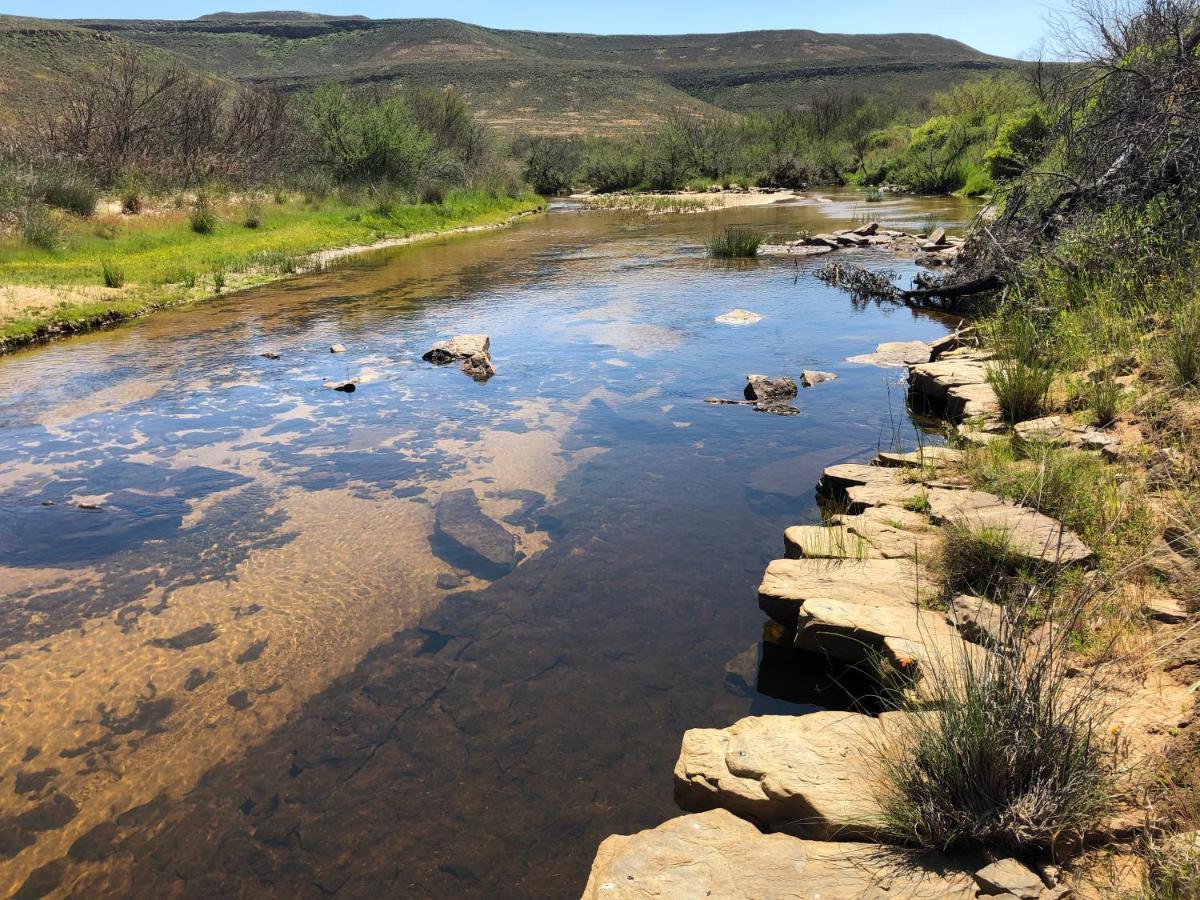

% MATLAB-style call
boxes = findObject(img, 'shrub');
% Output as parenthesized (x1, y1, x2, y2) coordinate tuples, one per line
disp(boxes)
(243, 205, 262, 229)
(189, 199, 217, 235)
(864, 187, 883, 203)
(18, 201, 62, 250)
(122, 191, 143, 215)
(1167, 297, 1200, 388)
(35, 175, 98, 217)
(419, 179, 446, 205)
(101, 259, 125, 288)
(879, 623, 1112, 853)
(707, 226, 762, 259)
(309, 84, 433, 187)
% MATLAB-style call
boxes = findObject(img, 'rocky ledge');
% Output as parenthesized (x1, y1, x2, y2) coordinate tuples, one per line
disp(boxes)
(760, 221, 965, 268)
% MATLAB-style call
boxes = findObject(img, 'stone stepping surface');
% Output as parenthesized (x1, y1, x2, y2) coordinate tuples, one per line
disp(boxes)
(582, 808, 976, 899)
(908, 348, 999, 421)
(817, 461, 1094, 568)
(757, 557, 924, 630)
(673, 712, 900, 839)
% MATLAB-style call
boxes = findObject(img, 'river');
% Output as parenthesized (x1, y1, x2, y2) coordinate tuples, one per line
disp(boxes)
(0, 191, 977, 898)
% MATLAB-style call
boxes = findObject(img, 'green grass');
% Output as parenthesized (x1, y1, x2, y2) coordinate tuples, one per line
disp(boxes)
(101, 259, 124, 288)
(0, 189, 544, 346)
(707, 226, 762, 259)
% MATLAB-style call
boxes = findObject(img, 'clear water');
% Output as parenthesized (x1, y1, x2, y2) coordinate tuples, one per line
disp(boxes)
(0, 191, 977, 898)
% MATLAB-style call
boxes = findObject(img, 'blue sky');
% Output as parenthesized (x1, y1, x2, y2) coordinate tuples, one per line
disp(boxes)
(8, 0, 1068, 58)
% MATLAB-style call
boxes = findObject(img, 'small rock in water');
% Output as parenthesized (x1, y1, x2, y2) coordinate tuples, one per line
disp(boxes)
(41, 499, 55, 506)
(744, 374, 797, 403)
(423, 334, 495, 381)
(714, 309, 762, 325)
(927, 226, 947, 245)
(261, 351, 281, 360)
(744, 374, 799, 415)
(322, 380, 356, 393)
(75, 502, 102, 511)
(330, 343, 346, 354)
(800, 370, 837, 387)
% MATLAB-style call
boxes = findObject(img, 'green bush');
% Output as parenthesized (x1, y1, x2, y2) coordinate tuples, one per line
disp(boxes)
(101, 259, 125, 288)
(986, 109, 1049, 181)
(242, 205, 262, 229)
(309, 84, 433, 188)
(18, 201, 62, 250)
(707, 226, 762, 259)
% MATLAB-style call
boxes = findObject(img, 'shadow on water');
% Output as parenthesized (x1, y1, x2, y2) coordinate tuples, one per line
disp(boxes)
(0, 191, 977, 898)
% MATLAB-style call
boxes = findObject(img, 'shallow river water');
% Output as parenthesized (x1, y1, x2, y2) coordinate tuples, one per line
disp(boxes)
(0, 191, 977, 898)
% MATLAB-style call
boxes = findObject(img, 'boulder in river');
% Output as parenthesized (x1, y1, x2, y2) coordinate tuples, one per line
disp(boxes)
(423, 334, 495, 382)
(433, 489, 519, 579)
(800, 370, 837, 387)
(744, 374, 799, 415)
(330, 343, 346, 354)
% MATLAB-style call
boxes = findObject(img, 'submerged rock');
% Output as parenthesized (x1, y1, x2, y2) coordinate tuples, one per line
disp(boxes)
(714, 309, 763, 325)
(433, 489, 518, 578)
(260, 351, 281, 360)
(847, 340, 932, 368)
(423, 334, 495, 382)
(322, 380, 356, 393)
(582, 808, 975, 899)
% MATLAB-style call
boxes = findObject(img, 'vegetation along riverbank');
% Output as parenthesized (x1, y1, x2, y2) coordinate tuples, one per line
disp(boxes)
(585, 0, 1200, 896)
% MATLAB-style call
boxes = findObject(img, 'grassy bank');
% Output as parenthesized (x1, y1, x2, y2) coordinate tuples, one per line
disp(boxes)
(0, 189, 544, 351)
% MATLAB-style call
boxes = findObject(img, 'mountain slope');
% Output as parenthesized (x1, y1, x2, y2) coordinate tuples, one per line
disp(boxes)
(2, 13, 1016, 134)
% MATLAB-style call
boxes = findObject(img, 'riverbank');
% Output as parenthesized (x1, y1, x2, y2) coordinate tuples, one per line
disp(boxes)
(584, 284, 1200, 895)
(0, 190, 545, 354)
(570, 187, 800, 214)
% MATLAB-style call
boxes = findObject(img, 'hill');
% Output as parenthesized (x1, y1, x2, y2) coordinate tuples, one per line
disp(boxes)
(1, 13, 1016, 134)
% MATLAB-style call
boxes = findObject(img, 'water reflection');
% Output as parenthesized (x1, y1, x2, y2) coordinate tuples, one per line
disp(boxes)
(0, 192, 974, 897)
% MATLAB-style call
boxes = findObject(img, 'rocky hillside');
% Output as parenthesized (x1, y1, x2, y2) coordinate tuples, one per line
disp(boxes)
(0, 12, 1014, 134)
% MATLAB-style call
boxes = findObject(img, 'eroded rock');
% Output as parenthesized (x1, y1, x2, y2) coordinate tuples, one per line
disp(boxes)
(757, 557, 922, 629)
(974, 858, 1044, 899)
(847, 340, 932, 368)
(744, 374, 799, 415)
(715, 309, 763, 325)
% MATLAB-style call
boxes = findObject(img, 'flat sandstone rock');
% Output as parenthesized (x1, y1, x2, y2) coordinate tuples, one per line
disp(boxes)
(582, 808, 975, 899)
(673, 712, 898, 839)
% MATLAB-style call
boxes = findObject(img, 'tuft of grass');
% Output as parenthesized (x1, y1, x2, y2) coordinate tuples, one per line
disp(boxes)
(1139, 833, 1200, 899)
(707, 226, 762, 259)
(937, 521, 1032, 602)
(986, 316, 1054, 424)
(243, 205, 263, 229)
(878, 608, 1112, 853)
(1086, 369, 1123, 427)
(101, 259, 125, 289)
(864, 187, 884, 203)
(904, 489, 932, 514)
(212, 269, 226, 293)
(189, 199, 218, 235)
(122, 192, 143, 215)
(1167, 296, 1200, 389)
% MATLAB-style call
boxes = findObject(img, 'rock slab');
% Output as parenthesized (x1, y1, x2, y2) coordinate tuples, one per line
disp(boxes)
(582, 808, 975, 899)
